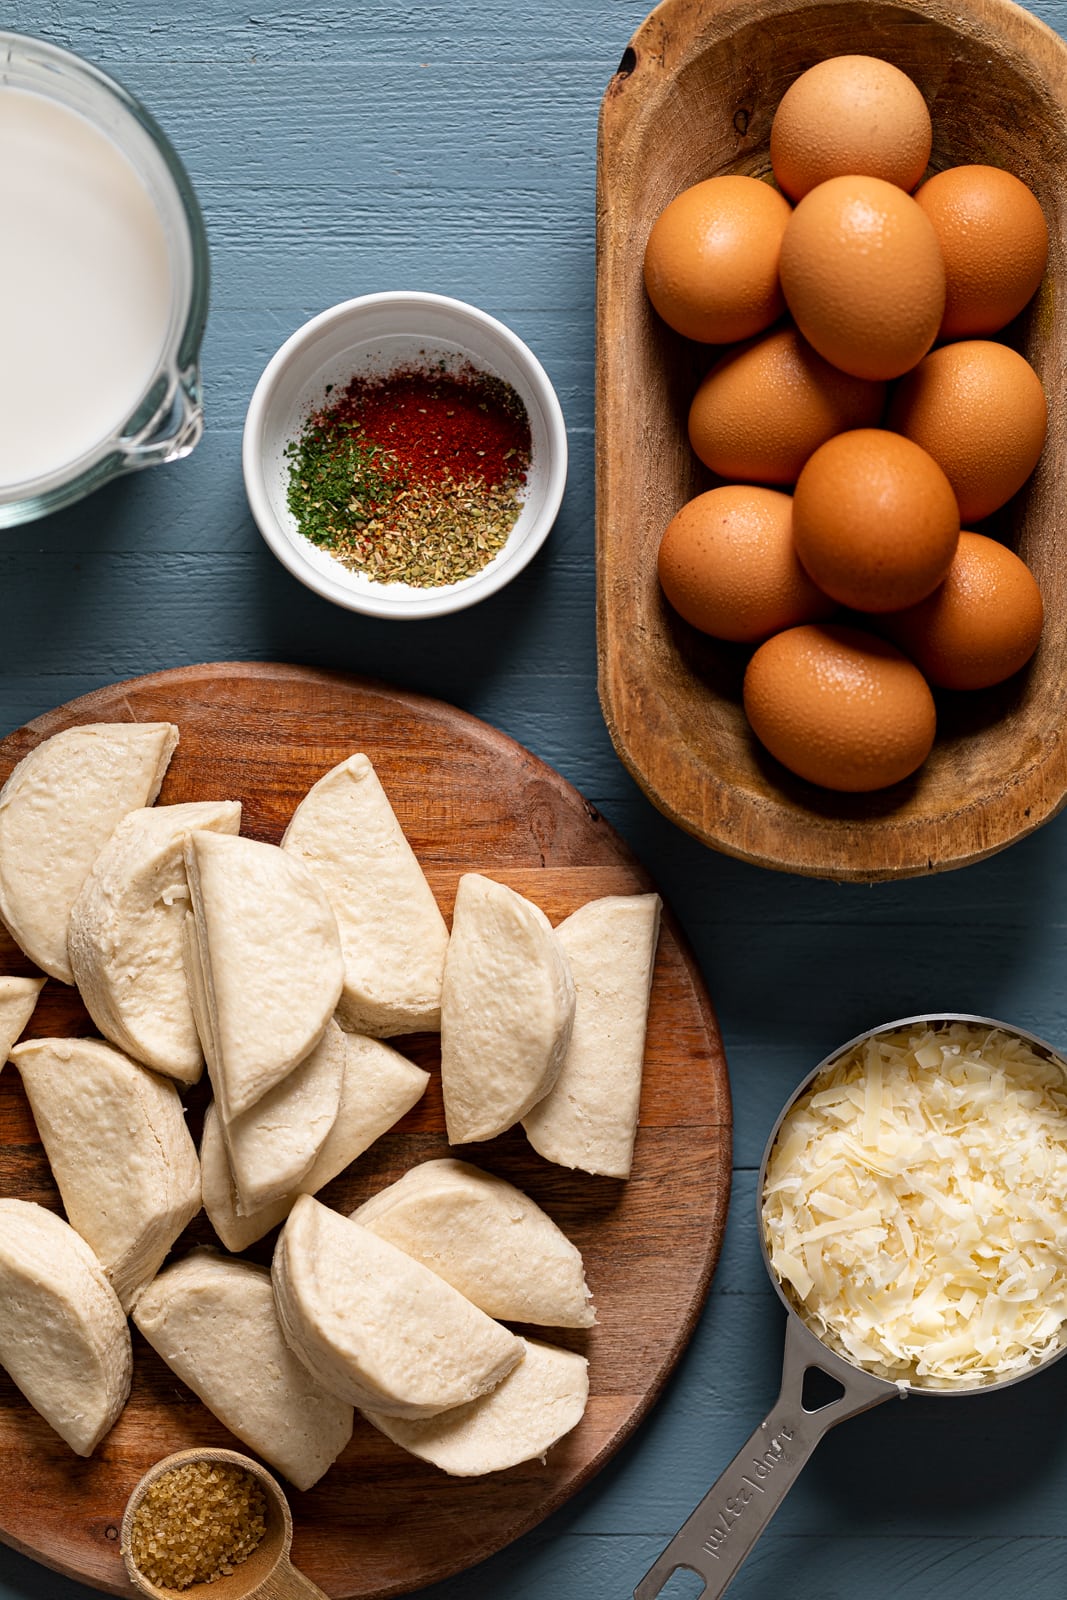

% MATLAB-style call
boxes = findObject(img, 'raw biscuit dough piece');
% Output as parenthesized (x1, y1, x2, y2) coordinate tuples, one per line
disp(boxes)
(10, 1036, 202, 1311)
(523, 894, 662, 1179)
(133, 1249, 353, 1491)
(223, 1018, 346, 1214)
(440, 874, 576, 1144)
(0, 1198, 131, 1456)
(281, 753, 449, 1036)
(363, 1337, 589, 1476)
(0, 976, 46, 1069)
(272, 1195, 523, 1418)
(352, 1158, 595, 1327)
(202, 1031, 430, 1251)
(183, 831, 344, 1120)
(0, 721, 178, 983)
(68, 800, 241, 1083)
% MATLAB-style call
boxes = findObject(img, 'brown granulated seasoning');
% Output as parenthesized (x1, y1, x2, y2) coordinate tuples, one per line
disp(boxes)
(128, 1459, 267, 1590)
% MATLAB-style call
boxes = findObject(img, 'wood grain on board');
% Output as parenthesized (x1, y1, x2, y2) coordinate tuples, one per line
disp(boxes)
(595, 0, 1067, 882)
(0, 661, 731, 1600)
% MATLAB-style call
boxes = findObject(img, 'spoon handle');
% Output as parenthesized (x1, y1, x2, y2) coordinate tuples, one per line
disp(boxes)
(253, 1556, 333, 1599)
(633, 1314, 898, 1600)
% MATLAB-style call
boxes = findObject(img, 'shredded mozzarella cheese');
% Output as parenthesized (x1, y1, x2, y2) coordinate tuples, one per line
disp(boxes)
(762, 1023, 1067, 1390)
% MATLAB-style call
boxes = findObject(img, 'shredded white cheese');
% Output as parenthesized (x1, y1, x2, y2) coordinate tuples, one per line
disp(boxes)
(762, 1022, 1067, 1390)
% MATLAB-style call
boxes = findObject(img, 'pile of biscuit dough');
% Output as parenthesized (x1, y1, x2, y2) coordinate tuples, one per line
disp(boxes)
(0, 722, 660, 1489)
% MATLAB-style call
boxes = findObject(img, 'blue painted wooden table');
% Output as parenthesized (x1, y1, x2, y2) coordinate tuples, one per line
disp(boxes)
(3, 1, 1067, 1596)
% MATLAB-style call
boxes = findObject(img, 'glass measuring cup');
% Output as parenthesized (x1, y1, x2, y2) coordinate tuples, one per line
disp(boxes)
(636, 1012, 1067, 1600)
(0, 33, 209, 526)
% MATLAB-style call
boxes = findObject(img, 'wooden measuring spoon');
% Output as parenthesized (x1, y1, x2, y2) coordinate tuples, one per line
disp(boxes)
(120, 1447, 329, 1600)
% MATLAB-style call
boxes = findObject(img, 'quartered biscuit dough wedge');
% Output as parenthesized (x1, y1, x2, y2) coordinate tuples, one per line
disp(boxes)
(523, 893, 662, 1178)
(0, 1198, 131, 1456)
(363, 1337, 588, 1476)
(352, 1158, 596, 1327)
(281, 753, 449, 1036)
(133, 1249, 353, 1491)
(202, 1031, 430, 1251)
(183, 831, 344, 1120)
(10, 1037, 201, 1311)
(0, 721, 178, 983)
(222, 1018, 346, 1214)
(68, 800, 241, 1084)
(440, 873, 576, 1144)
(272, 1195, 523, 1419)
(0, 975, 46, 1068)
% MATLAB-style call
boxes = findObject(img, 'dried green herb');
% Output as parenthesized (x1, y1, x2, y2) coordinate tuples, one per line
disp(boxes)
(330, 475, 522, 585)
(284, 424, 393, 551)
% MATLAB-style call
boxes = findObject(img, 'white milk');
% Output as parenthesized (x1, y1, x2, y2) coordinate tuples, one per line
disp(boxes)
(0, 86, 174, 488)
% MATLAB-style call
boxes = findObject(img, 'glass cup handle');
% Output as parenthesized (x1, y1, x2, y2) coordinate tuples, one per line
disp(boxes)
(633, 1314, 900, 1600)
(119, 359, 204, 470)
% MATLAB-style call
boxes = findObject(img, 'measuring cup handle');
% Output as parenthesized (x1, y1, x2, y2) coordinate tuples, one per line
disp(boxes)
(119, 360, 204, 469)
(633, 1315, 898, 1600)
(250, 1553, 332, 1599)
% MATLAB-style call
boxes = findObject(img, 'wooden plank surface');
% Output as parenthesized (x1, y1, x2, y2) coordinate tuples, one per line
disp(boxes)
(4, 3, 1067, 1599)
(0, 662, 730, 1599)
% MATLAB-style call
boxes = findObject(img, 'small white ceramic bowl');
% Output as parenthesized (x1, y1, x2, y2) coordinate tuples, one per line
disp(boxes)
(242, 291, 568, 619)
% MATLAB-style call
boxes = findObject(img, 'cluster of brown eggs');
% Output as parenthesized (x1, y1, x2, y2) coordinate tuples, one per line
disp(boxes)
(645, 54, 1049, 794)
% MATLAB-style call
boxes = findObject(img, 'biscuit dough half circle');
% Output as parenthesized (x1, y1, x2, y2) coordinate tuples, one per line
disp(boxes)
(0, 721, 178, 982)
(202, 1032, 429, 1252)
(183, 831, 345, 1119)
(0, 976, 46, 1069)
(282, 753, 449, 1036)
(11, 1036, 202, 1311)
(352, 1158, 596, 1327)
(181, 832, 343, 1120)
(363, 1337, 588, 1476)
(523, 893, 662, 1179)
(222, 1017, 346, 1214)
(440, 874, 575, 1144)
(0, 1198, 131, 1456)
(271, 1195, 523, 1419)
(68, 799, 241, 1083)
(133, 1249, 353, 1491)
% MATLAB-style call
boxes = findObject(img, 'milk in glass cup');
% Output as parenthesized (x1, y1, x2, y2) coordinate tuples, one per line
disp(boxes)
(0, 33, 209, 525)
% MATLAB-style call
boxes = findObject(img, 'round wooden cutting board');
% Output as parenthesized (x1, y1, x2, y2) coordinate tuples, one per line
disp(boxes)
(0, 662, 731, 1599)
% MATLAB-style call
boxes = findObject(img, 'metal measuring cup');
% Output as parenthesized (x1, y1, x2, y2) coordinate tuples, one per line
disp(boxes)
(636, 1013, 1067, 1600)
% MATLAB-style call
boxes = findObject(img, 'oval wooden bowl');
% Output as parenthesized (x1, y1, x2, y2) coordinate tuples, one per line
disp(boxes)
(596, 0, 1067, 882)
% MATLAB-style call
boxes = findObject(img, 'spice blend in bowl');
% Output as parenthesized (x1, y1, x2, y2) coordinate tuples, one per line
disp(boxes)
(285, 361, 532, 587)
(243, 291, 567, 619)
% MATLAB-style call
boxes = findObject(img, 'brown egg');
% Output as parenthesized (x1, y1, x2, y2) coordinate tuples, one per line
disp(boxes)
(792, 429, 959, 612)
(687, 325, 886, 484)
(743, 623, 936, 791)
(779, 175, 945, 380)
(880, 531, 1043, 689)
(915, 165, 1049, 338)
(657, 485, 835, 643)
(771, 55, 933, 201)
(643, 175, 792, 344)
(888, 341, 1047, 522)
